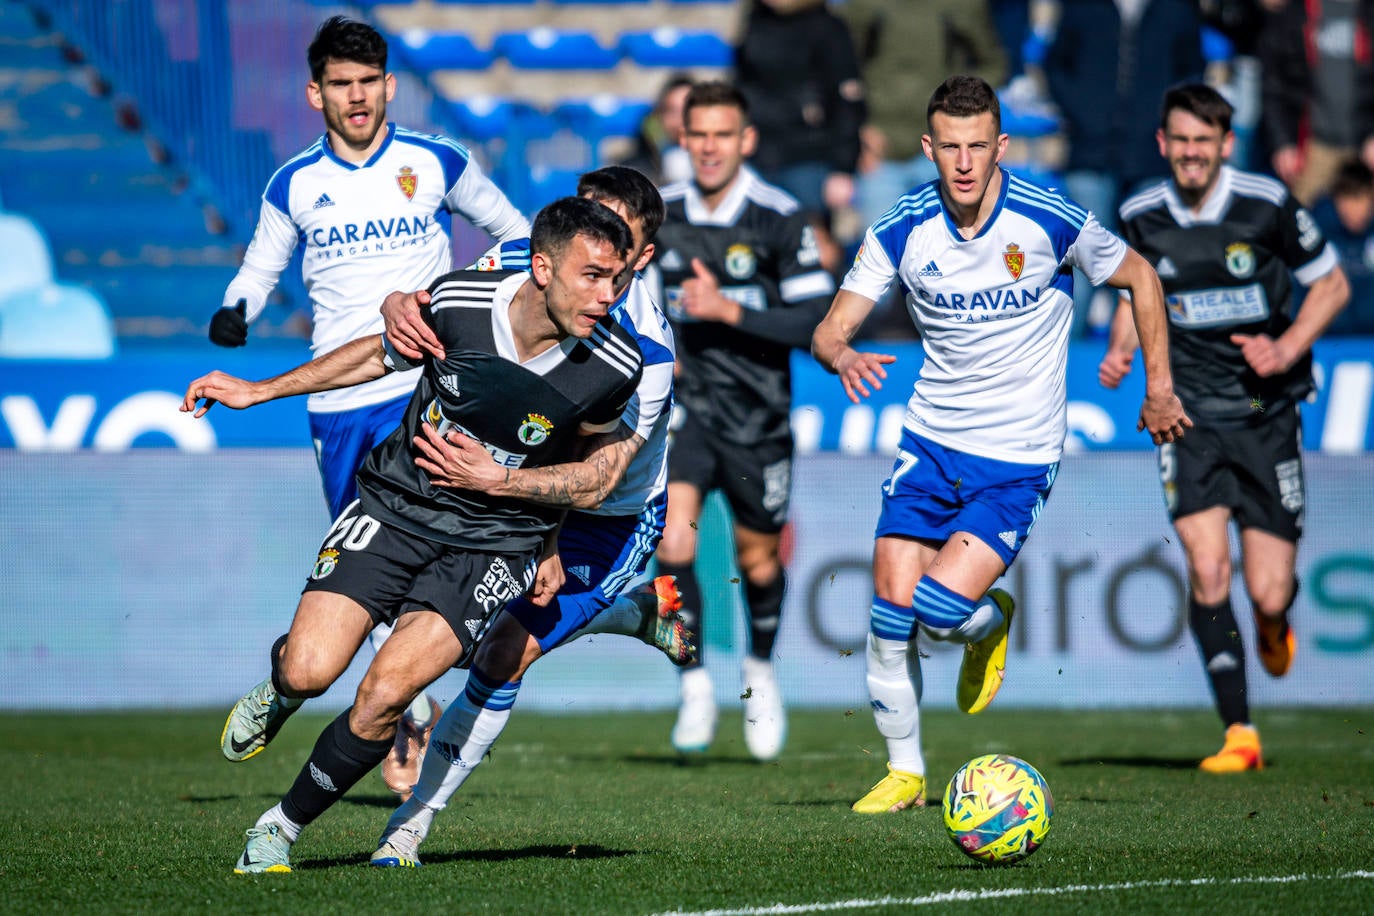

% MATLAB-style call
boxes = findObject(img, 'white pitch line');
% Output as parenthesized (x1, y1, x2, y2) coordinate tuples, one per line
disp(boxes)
(648, 870, 1374, 916)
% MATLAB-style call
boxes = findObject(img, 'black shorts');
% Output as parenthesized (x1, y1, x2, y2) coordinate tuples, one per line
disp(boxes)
(1159, 404, 1305, 541)
(668, 408, 792, 534)
(301, 500, 537, 666)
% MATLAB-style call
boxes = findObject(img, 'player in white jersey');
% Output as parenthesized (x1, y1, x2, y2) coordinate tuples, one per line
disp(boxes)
(362, 167, 691, 867)
(208, 17, 529, 795)
(812, 75, 1191, 814)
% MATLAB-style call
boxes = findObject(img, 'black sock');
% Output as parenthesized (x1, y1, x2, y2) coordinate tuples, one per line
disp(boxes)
(269, 633, 289, 695)
(1189, 595, 1249, 727)
(745, 571, 785, 660)
(279, 708, 393, 827)
(660, 561, 702, 669)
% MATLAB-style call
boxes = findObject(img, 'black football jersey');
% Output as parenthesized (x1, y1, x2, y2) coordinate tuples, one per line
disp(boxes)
(357, 269, 644, 552)
(1118, 166, 1338, 425)
(648, 168, 835, 444)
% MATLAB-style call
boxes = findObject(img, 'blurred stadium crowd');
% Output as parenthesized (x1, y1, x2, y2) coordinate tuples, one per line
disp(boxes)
(0, 0, 1371, 356)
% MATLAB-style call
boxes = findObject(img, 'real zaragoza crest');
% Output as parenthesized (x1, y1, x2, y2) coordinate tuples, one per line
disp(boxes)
(1002, 243, 1025, 280)
(396, 165, 418, 200)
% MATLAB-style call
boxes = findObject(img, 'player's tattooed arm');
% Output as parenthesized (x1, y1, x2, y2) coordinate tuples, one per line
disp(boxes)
(412, 424, 645, 510)
(181, 335, 389, 416)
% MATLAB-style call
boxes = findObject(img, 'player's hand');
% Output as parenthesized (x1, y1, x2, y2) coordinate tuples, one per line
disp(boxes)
(526, 550, 565, 608)
(1098, 347, 1135, 389)
(833, 348, 896, 404)
(180, 370, 261, 416)
(680, 259, 740, 324)
(1230, 332, 1293, 378)
(1137, 390, 1193, 444)
(411, 423, 502, 490)
(208, 299, 248, 347)
(382, 289, 443, 361)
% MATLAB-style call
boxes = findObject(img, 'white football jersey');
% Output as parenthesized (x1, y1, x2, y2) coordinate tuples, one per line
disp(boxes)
(842, 169, 1126, 463)
(224, 123, 529, 412)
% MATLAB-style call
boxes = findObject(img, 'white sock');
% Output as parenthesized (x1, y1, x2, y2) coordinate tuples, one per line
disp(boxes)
(410, 689, 513, 812)
(572, 592, 642, 638)
(953, 594, 1004, 644)
(386, 794, 438, 841)
(865, 633, 925, 775)
(256, 803, 303, 843)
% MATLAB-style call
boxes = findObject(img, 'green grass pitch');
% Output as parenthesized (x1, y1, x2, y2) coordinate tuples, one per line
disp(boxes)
(1, 707, 1370, 914)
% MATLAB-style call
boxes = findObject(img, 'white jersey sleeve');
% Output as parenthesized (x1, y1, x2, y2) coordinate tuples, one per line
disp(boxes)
(221, 198, 298, 322)
(443, 155, 530, 242)
(1064, 212, 1128, 287)
(840, 228, 901, 303)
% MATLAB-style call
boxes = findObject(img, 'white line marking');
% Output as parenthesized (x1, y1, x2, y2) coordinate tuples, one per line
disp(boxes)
(649, 870, 1374, 916)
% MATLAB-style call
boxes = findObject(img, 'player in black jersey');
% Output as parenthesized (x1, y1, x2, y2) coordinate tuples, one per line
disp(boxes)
(646, 81, 837, 760)
(1100, 84, 1350, 774)
(181, 196, 641, 873)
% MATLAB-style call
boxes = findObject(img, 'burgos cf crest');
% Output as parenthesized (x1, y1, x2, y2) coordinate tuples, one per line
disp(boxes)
(1002, 243, 1025, 280)
(1225, 242, 1255, 278)
(724, 244, 756, 280)
(397, 166, 418, 200)
(518, 413, 553, 446)
(312, 548, 340, 580)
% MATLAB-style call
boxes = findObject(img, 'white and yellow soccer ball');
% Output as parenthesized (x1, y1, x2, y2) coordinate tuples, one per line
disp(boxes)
(942, 753, 1053, 865)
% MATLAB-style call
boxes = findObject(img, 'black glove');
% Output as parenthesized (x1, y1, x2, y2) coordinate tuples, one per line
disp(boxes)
(209, 299, 249, 347)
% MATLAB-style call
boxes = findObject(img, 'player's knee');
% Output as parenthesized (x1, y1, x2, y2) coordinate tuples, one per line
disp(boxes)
(352, 676, 414, 732)
(1249, 575, 1298, 617)
(1187, 554, 1231, 599)
(276, 646, 338, 698)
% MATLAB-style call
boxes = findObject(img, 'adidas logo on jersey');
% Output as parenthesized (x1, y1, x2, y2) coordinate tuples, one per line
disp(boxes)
(567, 565, 591, 585)
(1156, 256, 1177, 278)
(999, 530, 1018, 550)
(438, 374, 461, 397)
(312, 193, 335, 209)
(466, 618, 481, 638)
(918, 260, 942, 278)
(658, 249, 684, 270)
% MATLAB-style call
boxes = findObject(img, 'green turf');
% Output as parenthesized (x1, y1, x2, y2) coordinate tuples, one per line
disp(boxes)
(1, 707, 1370, 914)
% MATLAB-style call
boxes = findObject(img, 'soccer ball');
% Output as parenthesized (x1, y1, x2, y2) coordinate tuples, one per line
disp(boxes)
(942, 753, 1053, 865)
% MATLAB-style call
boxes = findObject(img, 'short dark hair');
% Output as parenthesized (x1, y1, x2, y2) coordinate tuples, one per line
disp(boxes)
(684, 80, 750, 125)
(1160, 82, 1233, 133)
(577, 166, 666, 242)
(531, 196, 633, 264)
(308, 16, 387, 83)
(1332, 157, 1374, 198)
(927, 75, 1001, 132)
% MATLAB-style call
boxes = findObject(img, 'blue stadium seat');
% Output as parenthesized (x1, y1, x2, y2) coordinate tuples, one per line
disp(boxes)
(525, 165, 582, 210)
(0, 214, 55, 299)
(618, 28, 733, 69)
(430, 0, 535, 4)
(0, 282, 116, 359)
(493, 29, 620, 70)
(551, 96, 653, 142)
(394, 29, 495, 73)
(445, 97, 557, 144)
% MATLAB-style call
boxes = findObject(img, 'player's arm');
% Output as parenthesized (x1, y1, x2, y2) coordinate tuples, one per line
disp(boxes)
(412, 422, 646, 509)
(181, 335, 390, 417)
(443, 156, 531, 242)
(1098, 295, 1141, 389)
(812, 289, 897, 404)
(1104, 248, 1192, 443)
(211, 195, 298, 347)
(1238, 264, 1350, 377)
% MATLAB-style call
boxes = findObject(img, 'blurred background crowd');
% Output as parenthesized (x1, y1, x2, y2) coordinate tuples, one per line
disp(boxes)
(0, 0, 1371, 358)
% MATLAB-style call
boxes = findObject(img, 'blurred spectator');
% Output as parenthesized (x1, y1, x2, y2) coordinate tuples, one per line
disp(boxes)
(1044, 0, 1205, 337)
(838, 0, 1007, 231)
(621, 73, 694, 187)
(734, 0, 866, 271)
(1258, 0, 1374, 206)
(1311, 158, 1374, 334)
(1197, 0, 1268, 169)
